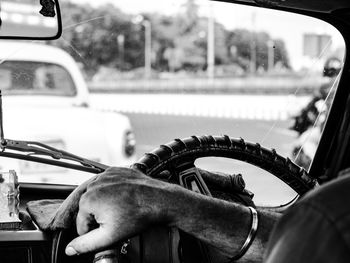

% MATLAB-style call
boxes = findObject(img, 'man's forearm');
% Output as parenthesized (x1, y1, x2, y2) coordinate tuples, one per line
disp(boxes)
(166, 185, 281, 262)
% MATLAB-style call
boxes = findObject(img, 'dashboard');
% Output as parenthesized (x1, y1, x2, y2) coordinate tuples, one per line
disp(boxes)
(0, 183, 73, 263)
(0, 168, 255, 263)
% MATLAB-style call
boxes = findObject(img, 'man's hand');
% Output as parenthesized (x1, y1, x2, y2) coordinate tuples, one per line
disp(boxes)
(65, 166, 280, 262)
(65, 167, 177, 256)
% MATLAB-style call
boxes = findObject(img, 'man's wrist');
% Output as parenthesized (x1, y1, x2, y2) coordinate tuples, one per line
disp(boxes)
(159, 184, 200, 227)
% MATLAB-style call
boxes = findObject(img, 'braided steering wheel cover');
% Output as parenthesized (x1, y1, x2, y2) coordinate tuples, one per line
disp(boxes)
(131, 135, 316, 195)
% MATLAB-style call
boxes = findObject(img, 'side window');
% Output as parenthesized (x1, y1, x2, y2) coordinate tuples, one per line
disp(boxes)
(34, 64, 77, 96)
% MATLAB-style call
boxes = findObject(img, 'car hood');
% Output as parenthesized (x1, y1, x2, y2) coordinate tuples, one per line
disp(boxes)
(1, 104, 123, 160)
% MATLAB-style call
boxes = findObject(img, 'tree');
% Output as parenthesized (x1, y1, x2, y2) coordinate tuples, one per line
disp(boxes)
(47, 0, 290, 76)
(226, 29, 290, 72)
(52, 2, 145, 74)
(155, 0, 230, 72)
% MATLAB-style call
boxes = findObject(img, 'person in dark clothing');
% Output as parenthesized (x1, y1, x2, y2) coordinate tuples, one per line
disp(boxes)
(265, 170, 350, 262)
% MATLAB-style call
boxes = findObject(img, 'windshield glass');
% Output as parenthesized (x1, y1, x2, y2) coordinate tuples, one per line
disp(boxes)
(0, 0, 345, 206)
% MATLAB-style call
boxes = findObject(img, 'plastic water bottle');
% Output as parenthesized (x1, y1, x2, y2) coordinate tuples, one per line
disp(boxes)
(0, 170, 21, 229)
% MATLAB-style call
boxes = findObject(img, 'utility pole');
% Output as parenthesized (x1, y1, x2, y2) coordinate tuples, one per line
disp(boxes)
(143, 20, 152, 79)
(133, 15, 152, 79)
(268, 40, 274, 72)
(117, 34, 125, 67)
(250, 12, 256, 74)
(207, 2, 215, 80)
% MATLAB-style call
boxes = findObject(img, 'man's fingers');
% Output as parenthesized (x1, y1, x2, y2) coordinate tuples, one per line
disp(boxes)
(76, 210, 96, 236)
(65, 226, 116, 256)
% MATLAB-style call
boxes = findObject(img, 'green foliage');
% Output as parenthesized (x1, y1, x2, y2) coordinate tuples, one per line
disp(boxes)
(51, 0, 290, 76)
(227, 29, 290, 72)
(52, 2, 145, 74)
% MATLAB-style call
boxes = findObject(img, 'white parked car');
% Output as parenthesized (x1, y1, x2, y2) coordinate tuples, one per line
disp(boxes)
(0, 41, 136, 184)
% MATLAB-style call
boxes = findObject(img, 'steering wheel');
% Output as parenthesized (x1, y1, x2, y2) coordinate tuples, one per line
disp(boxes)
(132, 135, 315, 194)
(53, 135, 316, 263)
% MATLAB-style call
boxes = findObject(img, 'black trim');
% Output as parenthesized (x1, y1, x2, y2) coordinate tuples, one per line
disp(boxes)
(308, 16, 350, 182)
(20, 182, 77, 191)
(0, 0, 62, 40)
(20, 183, 77, 202)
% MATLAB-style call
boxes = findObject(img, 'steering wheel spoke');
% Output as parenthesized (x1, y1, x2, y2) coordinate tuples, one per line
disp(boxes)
(176, 166, 212, 196)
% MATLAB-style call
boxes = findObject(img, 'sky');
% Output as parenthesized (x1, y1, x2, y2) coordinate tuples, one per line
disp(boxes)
(68, 0, 345, 70)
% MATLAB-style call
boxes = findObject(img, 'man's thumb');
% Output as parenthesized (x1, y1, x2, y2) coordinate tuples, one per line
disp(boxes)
(65, 227, 114, 256)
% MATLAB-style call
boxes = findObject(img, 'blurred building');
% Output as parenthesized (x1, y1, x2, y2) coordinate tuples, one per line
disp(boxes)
(299, 33, 332, 72)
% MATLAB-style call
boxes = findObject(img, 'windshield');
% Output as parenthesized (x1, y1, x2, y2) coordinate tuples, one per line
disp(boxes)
(0, 0, 345, 206)
(0, 61, 76, 96)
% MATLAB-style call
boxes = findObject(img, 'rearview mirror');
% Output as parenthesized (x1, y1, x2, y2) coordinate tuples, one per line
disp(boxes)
(0, 0, 61, 40)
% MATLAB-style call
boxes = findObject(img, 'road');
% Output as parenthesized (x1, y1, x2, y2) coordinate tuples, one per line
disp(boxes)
(91, 93, 310, 121)
(91, 94, 308, 205)
(125, 114, 294, 156)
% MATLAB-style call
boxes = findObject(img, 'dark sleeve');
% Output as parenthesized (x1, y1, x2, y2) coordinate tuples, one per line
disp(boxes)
(263, 202, 350, 263)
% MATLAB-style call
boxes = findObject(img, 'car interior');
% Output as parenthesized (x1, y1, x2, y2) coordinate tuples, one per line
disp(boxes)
(1, 0, 350, 262)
